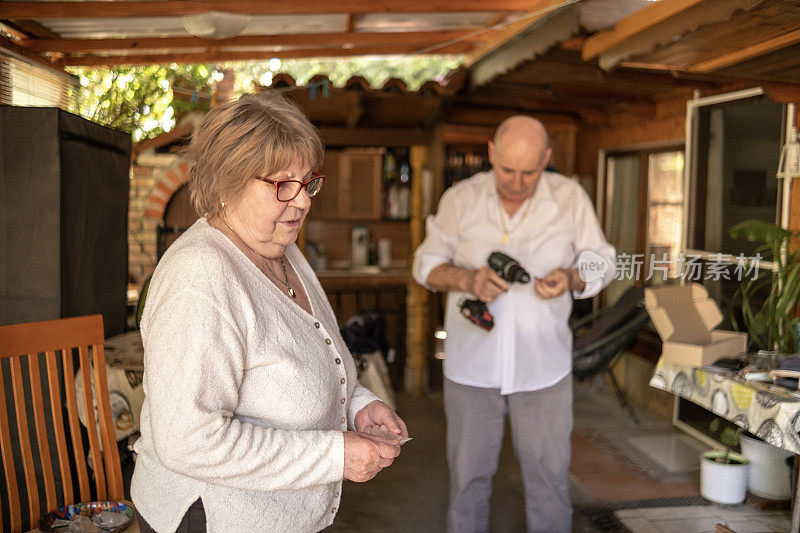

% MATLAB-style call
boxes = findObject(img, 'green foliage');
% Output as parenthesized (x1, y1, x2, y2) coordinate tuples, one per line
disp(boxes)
(67, 56, 462, 142)
(68, 64, 217, 141)
(730, 220, 800, 353)
(709, 418, 741, 464)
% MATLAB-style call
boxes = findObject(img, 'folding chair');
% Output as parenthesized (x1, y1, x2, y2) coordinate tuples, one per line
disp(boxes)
(572, 286, 650, 424)
(0, 315, 125, 532)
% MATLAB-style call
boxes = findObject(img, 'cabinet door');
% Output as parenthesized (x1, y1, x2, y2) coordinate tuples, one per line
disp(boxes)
(342, 150, 383, 220)
(311, 150, 342, 219)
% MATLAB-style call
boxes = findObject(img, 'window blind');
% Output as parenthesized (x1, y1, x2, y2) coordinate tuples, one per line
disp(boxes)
(0, 53, 75, 108)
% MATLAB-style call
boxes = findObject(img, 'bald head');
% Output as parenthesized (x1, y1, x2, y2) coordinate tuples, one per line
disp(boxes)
(493, 116, 550, 164)
(489, 116, 552, 208)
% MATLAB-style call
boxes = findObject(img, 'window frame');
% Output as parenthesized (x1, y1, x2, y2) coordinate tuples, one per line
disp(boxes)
(599, 140, 686, 287)
(682, 87, 794, 272)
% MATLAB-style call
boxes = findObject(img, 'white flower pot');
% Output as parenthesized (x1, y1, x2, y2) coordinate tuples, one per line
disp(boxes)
(739, 432, 793, 500)
(700, 450, 749, 504)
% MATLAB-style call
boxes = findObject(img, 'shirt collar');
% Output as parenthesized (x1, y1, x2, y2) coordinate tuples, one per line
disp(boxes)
(488, 169, 556, 203)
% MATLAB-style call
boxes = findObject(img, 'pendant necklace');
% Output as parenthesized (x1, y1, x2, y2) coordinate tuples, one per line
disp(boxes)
(221, 218, 296, 299)
(497, 198, 531, 244)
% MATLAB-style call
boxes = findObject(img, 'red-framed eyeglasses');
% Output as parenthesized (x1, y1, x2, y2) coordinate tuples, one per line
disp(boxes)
(255, 171, 325, 202)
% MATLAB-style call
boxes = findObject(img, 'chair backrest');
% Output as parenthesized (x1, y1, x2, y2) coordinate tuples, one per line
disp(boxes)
(573, 286, 645, 351)
(0, 315, 123, 532)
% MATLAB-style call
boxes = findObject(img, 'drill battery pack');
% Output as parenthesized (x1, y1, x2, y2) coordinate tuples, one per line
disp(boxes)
(458, 298, 495, 331)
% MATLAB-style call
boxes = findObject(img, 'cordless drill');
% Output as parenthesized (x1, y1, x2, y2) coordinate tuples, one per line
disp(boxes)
(458, 251, 531, 331)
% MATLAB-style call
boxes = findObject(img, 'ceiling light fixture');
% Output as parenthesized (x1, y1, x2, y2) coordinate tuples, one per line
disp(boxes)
(182, 11, 251, 39)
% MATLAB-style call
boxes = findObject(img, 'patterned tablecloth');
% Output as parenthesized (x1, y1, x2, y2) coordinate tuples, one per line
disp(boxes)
(650, 357, 800, 454)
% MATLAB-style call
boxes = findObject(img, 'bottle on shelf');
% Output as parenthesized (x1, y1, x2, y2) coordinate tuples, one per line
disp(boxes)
(382, 149, 397, 219)
(396, 148, 411, 219)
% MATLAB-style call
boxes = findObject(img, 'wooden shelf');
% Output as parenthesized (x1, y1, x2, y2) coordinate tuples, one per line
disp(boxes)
(316, 268, 410, 290)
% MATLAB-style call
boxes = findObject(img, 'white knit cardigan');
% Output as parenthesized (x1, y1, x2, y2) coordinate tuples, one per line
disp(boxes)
(131, 218, 379, 532)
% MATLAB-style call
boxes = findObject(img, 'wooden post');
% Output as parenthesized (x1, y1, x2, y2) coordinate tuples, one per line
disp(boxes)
(407, 145, 429, 395)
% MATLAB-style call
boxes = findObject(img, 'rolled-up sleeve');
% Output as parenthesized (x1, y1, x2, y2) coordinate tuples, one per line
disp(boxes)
(412, 187, 461, 290)
(570, 187, 616, 299)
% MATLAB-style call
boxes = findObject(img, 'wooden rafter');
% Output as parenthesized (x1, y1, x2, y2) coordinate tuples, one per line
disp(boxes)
(58, 42, 473, 67)
(587, 0, 777, 71)
(0, 0, 534, 19)
(22, 31, 477, 53)
(688, 28, 800, 73)
(0, 34, 63, 72)
(501, 57, 721, 94)
(443, 106, 579, 126)
(486, 81, 656, 107)
(2, 20, 59, 40)
(345, 14, 358, 33)
(455, 91, 608, 120)
(0, 22, 30, 41)
(582, 0, 706, 60)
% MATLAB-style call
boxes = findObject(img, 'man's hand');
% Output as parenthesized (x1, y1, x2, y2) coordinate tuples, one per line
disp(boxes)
(354, 400, 409, 438)
(343, 431, 401, 482)
(469, 266, 509, 303)
(534, 268, 584, 298)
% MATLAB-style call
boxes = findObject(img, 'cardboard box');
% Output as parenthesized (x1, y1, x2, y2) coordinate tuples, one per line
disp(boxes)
(645, 283, 748, 368)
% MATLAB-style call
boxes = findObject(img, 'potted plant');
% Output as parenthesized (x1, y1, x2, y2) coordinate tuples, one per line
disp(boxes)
(738, 430, 793, 500)
(729, 220, 800, 354)
(700, 418, 749, 504)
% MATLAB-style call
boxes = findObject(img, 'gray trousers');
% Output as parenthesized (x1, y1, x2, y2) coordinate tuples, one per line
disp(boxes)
(444, 375, 573, 533)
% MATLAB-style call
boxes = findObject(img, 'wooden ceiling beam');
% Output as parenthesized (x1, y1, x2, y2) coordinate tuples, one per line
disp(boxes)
(484, 81, 656, 106)
(0, 21, 31, 40)
(502, 59, 722, 92)
(319, 126, 432, 147)
(586, 0, 768, 71)
(2, 19, 59, 39)
(0, 34, 63, 72)
(455, 91, 607, 119)
(345, 14, 357, 33)
(57, 42, 473, 67)
(688, 28, 800, 73)
(22, 30, 476, 53)
(582, 0, 706, 60)
(443, 105, 579, 126)
(0, 0, 533, 19)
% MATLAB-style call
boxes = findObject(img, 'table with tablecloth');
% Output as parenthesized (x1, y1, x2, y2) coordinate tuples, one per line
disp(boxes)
(650, 357, 800, 454)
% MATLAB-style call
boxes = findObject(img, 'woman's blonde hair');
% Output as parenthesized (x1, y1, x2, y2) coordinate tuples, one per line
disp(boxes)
(185, 91, 323, 217)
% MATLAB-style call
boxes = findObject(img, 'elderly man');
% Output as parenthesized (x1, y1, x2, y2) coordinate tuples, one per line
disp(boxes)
(413, 116, 615, 532)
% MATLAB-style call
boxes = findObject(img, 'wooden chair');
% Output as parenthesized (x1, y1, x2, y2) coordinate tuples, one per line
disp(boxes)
(0, 315, 124, 532)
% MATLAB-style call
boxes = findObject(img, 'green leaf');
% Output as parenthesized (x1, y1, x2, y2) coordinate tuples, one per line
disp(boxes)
(720, 427, 740, 448)
(730, 220, 791, 245)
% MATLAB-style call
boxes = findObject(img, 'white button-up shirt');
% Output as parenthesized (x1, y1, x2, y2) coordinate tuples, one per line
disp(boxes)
(413, 170, 616, 394)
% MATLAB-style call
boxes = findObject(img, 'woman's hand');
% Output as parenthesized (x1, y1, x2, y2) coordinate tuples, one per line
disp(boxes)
(343, 431, 401, 482)
(354, 400, 409, 438)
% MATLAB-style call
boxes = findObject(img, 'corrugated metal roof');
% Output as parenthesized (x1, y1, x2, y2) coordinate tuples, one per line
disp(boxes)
(36, 11, 496, 41)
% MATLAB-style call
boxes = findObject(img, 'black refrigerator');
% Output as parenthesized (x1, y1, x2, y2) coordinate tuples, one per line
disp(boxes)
(0, 106, 131, 337)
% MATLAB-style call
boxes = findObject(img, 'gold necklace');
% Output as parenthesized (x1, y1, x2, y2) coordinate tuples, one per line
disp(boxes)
(221, 218, 296, 299)
(497, 198, 531, 244)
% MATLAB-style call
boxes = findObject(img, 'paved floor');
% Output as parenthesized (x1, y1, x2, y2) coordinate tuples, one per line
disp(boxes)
(329, 382, 706, 532)
(123, 381, 790, 532)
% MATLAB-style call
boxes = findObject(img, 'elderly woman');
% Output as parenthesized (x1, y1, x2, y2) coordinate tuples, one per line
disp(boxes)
(131, 92, 408, 533)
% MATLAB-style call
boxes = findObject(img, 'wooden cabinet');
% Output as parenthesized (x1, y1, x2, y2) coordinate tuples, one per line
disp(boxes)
(313, 148, 384, 220)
